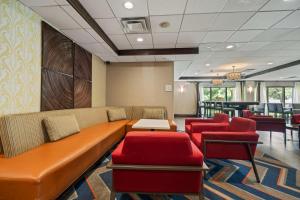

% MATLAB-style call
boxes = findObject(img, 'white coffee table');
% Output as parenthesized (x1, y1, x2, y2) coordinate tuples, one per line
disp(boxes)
(132, 119, 170, 130)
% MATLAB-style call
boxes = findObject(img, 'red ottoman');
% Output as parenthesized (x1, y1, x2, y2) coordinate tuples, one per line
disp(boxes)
(107, 131, 207, 199)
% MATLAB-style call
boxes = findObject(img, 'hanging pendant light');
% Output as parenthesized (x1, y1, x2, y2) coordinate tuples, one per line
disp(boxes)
(227, 66, 241, 80)
(212, 73, 223, 85)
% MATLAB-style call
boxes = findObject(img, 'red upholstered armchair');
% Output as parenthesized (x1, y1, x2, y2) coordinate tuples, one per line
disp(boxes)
(191, 117, 262, 183)
(243, 110, 286, 145)
(185, 113, 229, 134)
(108, 132, 207, 199)
(292, 114, 300, 124)
(242, 109, 273, 119)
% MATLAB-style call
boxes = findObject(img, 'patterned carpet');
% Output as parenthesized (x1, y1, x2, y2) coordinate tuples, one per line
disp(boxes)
(58, 151, 300, 200)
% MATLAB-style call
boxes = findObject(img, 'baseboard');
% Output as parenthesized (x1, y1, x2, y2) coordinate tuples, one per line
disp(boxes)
(174, 114, 197, 117)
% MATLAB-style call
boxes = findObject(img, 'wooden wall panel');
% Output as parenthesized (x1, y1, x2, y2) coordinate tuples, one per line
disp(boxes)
(41, 70, 74, 111)
(74, 79, 91, 108)
(74, 44, 92, 81)
(42, 22, 73, 75)
(41, 22, 92, 111)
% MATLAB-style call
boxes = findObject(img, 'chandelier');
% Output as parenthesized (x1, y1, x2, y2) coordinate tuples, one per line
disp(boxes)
(226, 66, 241, 80)
(211, 74, 223, 85)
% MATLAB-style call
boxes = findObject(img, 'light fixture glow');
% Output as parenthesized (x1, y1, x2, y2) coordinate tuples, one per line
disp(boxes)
(205, 63, 210, 67)
(124, 1, 134, 9)
(247, 86, 253, 94)
(136, 37, 144, 42)
(194, 72, 198, 75)
(226, 66, 241, 80)
(226, 45, 234, 49)
(267, 62, 273, 65)
(212, 74, 223, 85)
(179, 85, 184, 93)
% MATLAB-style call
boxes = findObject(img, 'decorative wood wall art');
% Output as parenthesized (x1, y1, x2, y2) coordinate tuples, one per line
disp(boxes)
(74, 79, 92, 108)
(41, 70, 74, 111)
(41, 21, 92, 111)
(74, 43, 92, 81)
(42, 22, 73, 75)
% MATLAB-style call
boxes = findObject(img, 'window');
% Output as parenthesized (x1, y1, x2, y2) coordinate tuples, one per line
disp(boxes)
(203, 87, 235, 101)
(267, 87, 293, 107)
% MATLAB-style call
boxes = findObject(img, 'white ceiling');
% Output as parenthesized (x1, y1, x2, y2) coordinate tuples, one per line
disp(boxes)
(19, 0, 300, 81)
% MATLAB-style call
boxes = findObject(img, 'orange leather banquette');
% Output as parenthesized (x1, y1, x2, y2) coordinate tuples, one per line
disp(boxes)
(0, 106, 169, 200)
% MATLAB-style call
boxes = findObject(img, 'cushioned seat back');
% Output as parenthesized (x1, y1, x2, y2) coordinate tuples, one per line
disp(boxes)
(214, 113, 229, 122)
(131, 106, 167, 120)
(0, 107, 109, 157)
(229, 117, 256, 132)
(117, 132, 201, 165)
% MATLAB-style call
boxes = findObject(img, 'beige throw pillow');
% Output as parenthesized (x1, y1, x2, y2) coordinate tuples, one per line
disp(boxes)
(143, 108, 165, 119)
(107, 108, 127, 122)
(43, 115, 80, 142)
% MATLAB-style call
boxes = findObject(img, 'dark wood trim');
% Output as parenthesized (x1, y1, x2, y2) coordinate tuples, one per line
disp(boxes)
(174, 114, 197, 117)
(118, 48, 199, 56)
(245, 60, 300, 79)
(67, 0, 199, 57)
(179, 76, 227, 80)
(66, 0, 118, 53)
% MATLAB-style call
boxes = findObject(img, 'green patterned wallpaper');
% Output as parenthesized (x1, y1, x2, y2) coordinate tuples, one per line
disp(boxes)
(0, 0, 41, 116)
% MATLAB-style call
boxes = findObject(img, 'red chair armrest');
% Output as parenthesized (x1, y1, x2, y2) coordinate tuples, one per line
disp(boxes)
(191, 123, 229, 133)
(185, 118, 215, 125)
(201, 131, 259, 142)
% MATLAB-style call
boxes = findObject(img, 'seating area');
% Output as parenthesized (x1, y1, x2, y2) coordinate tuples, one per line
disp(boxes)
(1, 0, 300, 199)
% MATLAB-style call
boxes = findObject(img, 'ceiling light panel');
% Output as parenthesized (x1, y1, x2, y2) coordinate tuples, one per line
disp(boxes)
(150, 15, 183, 33)
(95, 18, 124, 35)
(79, 0, 114, 18)
(241, 11, 292, 30)
(181, 14, 218, 32)
(152, 33, 178, 45)
(107, 0, 148, 18)
(203, 31, 234, 43)
(148, 0, 187, 15)
(209, 12, 254, 31)
(177, 32, 206, 44)
(19, 0, 57, 6)
(61, 5, 90, 29)
(109, 34, 132, 49)
(126, 33, 152, 45)
(227, 30, 264, 42)
(222, 0, 269, 12)
(85, 28, 105, 43)
(185, 0, 227, 14)
(252, 29, 293, 41)
(261, 0, 300, 11)
(273, 10, 300, 29)
(32, 6, 81, 29)
(62, 29, 97, 44)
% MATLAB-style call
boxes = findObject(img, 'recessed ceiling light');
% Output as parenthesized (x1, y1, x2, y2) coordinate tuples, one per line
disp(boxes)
(194, 72, 198, 75)
(267, 62, 273, 65)
(136, 37, 144, 42)
(205, 63, 210, 67)
(159, 21, 170, 28)
(226, 45, 234, 49)
(124, 1, 134, 9)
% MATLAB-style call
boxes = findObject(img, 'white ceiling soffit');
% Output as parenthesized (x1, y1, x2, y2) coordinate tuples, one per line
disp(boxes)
(19, 0, 300, 81)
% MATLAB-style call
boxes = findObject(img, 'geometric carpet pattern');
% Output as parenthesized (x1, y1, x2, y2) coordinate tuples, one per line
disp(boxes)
(58, 151, 300, 200)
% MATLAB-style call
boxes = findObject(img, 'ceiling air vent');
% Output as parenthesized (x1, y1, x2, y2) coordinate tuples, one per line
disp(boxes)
(121, 17, 150, 34)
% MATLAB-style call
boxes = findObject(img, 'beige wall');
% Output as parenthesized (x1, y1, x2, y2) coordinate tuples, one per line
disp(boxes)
(106, 62, 174, 118)
(0, 0, 107, 116)
(174, 81, 197, 115)
(92, 55, 106, 107)
(0, 0, 41, 116)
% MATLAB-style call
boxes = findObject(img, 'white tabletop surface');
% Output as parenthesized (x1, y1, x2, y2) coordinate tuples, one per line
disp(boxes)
(132, 119, 170, 130)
